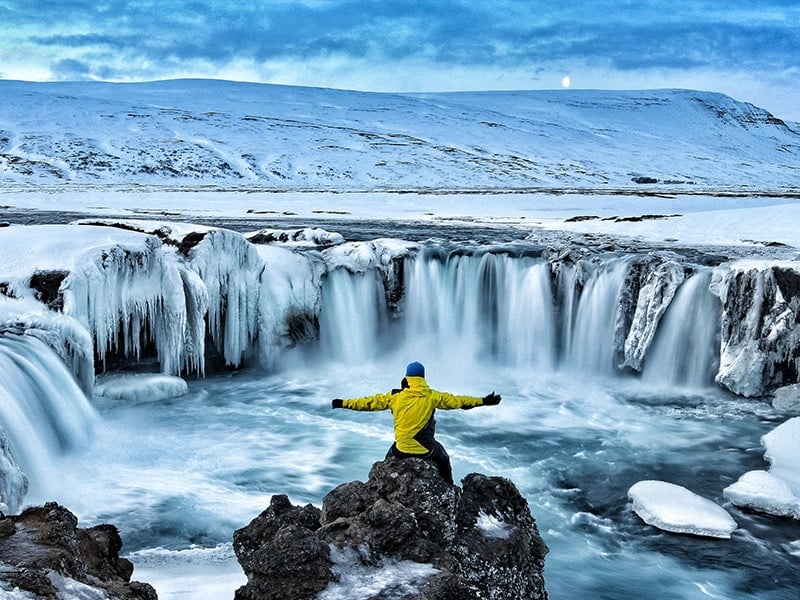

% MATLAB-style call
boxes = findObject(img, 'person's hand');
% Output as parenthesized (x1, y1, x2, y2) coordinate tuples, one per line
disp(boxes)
(482, 392, 501, 405)
(331, 399, 344, 409)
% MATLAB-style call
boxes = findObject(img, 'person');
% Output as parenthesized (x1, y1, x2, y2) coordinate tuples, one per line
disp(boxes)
(331, 361, 501, 484)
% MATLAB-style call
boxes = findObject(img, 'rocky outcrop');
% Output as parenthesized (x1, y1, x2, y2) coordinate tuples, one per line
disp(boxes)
(712, 263, 800, 396)
(233, 458, 548, 600)
(0, 502, 156, 599)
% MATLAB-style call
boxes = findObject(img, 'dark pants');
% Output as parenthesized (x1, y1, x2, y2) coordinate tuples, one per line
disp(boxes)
(385, 441, 454, 485)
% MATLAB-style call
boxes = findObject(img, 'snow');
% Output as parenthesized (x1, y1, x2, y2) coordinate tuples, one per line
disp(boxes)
(245, 227, 344, 248)
(628, 480, 738, 539)
(476, 509, 515, 540)
(94, 373, 188, 404)
(1, 81, 798, 191)
(762, 417, 800, 495)
(47, 572, 110, 600)
(722, 470, 800, 519)
(315, 545, 440, 600)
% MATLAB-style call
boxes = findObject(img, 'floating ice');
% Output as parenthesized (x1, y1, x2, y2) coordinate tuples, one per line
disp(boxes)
(723, 470, 800, 519)
(94, 373, 189, 403)
(763, 417, 800, 493)
(628, 480, 737, 539)
(726, 417, 800, 519)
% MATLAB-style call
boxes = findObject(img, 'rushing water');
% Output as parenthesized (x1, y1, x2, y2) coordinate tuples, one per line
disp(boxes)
(6, 248, 800, 599)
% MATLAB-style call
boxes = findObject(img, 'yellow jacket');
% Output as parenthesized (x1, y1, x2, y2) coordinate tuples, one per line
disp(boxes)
(342, 376, 484, 454)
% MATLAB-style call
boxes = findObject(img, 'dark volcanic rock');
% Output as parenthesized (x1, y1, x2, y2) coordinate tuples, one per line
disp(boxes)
(233, 458, 548, 600)
(233, 494, 332, 600)
(0, 502, 156, 599)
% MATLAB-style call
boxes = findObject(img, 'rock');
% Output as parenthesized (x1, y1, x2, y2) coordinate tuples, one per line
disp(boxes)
(233, 458, 548, 600)
(0, 502, 157, 599)
(713, 264, 800, 396)
(772, 383, 800, 414)
(233, 494, 333, 600)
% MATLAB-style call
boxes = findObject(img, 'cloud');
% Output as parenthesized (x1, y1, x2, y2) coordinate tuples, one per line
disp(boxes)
(50, 58, 92, 80)
(2, 0, 799, 116)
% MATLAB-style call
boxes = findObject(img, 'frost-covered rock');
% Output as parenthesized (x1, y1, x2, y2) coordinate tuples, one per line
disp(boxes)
(621, 258, 686, 371)
(322, 239, 417, 312)
(0, 502, 156, 599)
(772, 383, 800, 414)
(711, 262, 800, 397)
(233, 458, 548, 600)
(628, 480, 738, 538)
(246, 227, 344, 248)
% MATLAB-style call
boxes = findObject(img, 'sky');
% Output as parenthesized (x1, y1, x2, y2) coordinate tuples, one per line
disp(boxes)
(0, 0, 798, 121)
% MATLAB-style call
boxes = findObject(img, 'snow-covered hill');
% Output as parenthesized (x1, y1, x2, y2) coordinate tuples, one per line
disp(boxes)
(1, 79, 798, 191)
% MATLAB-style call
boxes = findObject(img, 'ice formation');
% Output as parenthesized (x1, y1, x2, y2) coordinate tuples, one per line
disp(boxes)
(94, 373, 189, 403)
(1, 222, 799, 400)
(628, 480, 738, 539)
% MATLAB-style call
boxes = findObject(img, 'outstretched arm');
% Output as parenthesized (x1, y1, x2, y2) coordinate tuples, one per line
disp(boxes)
(331, 392, 392, 411)
(434, 390, 501, 410)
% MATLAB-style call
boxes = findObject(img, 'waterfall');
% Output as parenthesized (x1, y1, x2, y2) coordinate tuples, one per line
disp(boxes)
(564, 258, 632, 374)
(0, 334, 98, 511)
(642, 270, 721, 388)
(399, 250, 557, 368)
(317, 267, 390, 362)
(313, 250, 725, 388)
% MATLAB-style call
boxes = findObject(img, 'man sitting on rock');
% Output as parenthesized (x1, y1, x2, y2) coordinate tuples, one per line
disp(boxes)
(331, 361, 501, 484)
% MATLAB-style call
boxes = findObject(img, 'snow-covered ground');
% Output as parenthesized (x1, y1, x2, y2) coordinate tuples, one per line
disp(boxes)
(1, 80, 798, 191)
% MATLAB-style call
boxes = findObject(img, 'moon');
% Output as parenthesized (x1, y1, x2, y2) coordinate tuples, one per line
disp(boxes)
(561, 76, 571, 88)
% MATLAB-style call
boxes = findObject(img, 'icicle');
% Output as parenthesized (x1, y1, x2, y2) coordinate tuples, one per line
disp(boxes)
(185, 229, 263, 368)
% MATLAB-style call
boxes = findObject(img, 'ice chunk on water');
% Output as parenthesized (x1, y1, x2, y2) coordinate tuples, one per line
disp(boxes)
(725, 417, 800, 519)
(763, 417, 800, 494)
(628, 480, 737, 539)
(94, 373, 188, 403)
(723, 470, 800, 519)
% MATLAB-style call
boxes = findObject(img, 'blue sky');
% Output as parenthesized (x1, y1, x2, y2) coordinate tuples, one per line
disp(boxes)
(1, 0, 798, 120)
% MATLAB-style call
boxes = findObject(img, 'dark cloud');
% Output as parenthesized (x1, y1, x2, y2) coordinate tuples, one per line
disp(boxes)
(50, 58, 92, 80)
(2, 0, 798, 82)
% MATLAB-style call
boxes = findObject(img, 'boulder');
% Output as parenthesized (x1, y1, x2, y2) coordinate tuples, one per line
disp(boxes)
(772, 383, 800, 414)
(0, 502, 156, 599)
(233, 458, 548, 600)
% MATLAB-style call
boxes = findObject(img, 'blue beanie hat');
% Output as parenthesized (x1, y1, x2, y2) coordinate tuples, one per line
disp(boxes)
(405, 361, 425, 378)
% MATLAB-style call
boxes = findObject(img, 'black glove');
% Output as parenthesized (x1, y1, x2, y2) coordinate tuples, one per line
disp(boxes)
(331, 399, 344, 409)
(482, 392, 501, 405)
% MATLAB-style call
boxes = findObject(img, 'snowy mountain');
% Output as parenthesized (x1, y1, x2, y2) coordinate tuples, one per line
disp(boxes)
(1, 79, 798, 191)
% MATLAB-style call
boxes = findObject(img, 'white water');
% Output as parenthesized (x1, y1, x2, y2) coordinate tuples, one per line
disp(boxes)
(0, 334, 98, 510)
(2, 251, 799, 599)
